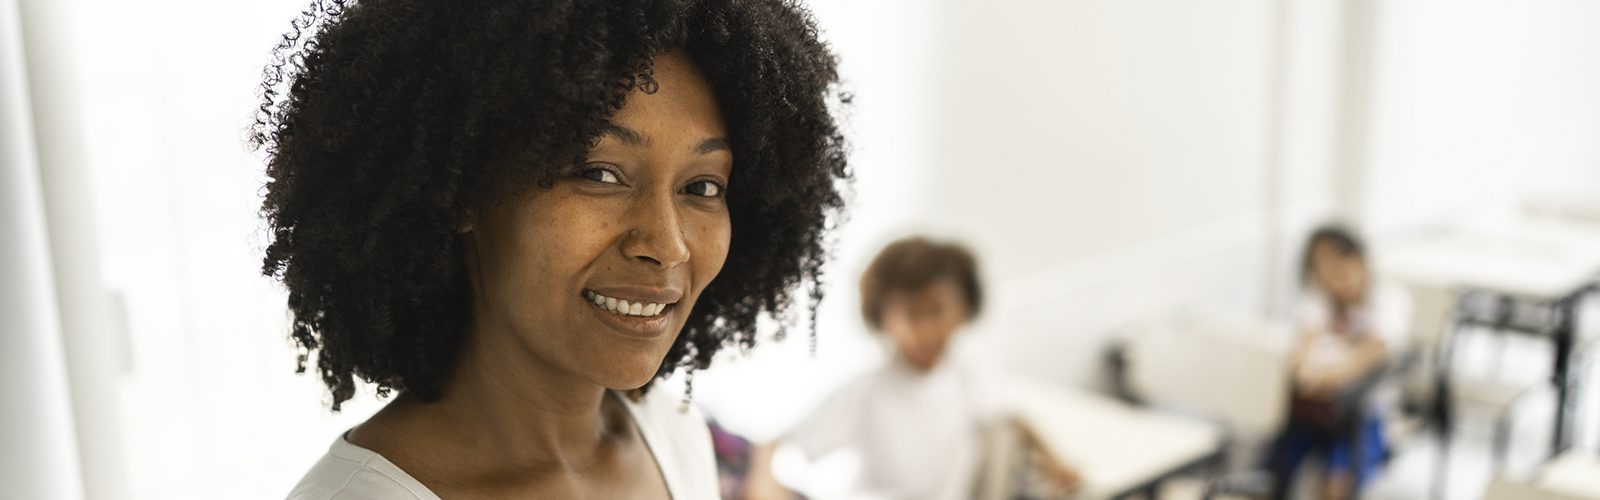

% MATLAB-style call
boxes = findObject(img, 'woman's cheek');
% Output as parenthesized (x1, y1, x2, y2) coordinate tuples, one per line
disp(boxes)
(692, 212, 732, 281)
(542, 196, 616, 259)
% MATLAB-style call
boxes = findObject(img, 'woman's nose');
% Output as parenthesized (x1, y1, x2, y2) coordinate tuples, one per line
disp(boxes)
(618, 192, 691, 269)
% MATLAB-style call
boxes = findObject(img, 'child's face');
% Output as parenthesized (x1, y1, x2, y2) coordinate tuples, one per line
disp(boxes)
(1309, 241, 1367, 306)
(881, 280, 971, 372)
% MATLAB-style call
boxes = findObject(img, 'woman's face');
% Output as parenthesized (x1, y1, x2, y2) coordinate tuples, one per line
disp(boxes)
(466, 52, 733, 389)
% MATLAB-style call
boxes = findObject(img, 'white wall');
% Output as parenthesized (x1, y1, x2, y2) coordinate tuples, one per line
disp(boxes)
(923, 0, 1284, 387)
(1363, 0, 1600, 234)
(1266, 0, 1358, 316)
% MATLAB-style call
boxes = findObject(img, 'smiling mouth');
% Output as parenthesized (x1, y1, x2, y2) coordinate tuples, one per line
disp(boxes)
(583, 290, 672, 318)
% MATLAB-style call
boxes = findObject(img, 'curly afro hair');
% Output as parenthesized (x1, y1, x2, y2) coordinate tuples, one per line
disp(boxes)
(250, 0, 850, 410)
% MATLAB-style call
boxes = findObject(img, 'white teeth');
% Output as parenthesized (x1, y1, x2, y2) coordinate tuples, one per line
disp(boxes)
(585, 291, 669, 317)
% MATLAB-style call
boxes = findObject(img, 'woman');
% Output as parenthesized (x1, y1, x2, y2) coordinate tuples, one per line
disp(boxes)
(1269, 225, 1411, 500)
(250, 1, 849, 498)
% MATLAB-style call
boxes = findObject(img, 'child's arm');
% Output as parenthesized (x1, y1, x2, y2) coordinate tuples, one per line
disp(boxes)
(1290, 329, 1326, 392)
(745, 376, 872, 500)
(1325, 334, 1388, 389)
(1296, 331, 1389, 398)
(1010, 416, 1083, 494)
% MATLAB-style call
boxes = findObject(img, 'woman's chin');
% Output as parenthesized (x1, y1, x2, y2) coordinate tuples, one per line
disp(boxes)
(585, 353, 673, 391)
(611, 370, 664, 391)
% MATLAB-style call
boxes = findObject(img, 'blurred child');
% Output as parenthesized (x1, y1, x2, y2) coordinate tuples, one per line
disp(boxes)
(745, 237, 1080, 500)
(1269, 225, 1411, 500)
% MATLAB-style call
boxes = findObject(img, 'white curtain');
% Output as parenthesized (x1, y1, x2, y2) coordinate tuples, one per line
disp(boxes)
(4, 0, 129, 498)
(0, 0, 86, 497)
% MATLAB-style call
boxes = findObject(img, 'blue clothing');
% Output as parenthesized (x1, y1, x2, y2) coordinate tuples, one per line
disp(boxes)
(1268, 414, 1388, 493)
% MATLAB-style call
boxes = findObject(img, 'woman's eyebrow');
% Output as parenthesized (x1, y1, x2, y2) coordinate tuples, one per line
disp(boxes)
(603, 124, 727, 155)
(601, 124, 649, 146)
(694, 137, 731, 155)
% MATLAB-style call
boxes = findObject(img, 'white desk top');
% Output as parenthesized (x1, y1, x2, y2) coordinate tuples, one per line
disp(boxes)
(1002, 377, 1225, 499)
(1538, 451, 1600, 499)
(1485, 478, 1593, 500)
(1377, 222, 1600, 301)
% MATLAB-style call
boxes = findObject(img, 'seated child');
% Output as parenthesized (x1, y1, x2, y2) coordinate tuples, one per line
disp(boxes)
(1269, 225, 1411, 500)
(746, 237, 1080, 500)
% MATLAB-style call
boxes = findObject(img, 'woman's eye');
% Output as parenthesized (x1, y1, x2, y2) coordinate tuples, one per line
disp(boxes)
(577, 166, 621, 185)
(686, 180, 724, 198)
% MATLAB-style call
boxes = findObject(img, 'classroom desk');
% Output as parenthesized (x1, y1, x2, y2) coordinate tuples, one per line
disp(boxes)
(1378, 222, 1600, 455)
(1489, 451, 1600, 500)
(1538, 451, 1600, 499)
(1484, 478, 1593, 500)
(1003, 377, 1227, 499)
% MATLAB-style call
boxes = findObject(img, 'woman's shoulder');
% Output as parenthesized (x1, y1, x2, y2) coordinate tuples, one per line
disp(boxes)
(286, 434, 440, 500)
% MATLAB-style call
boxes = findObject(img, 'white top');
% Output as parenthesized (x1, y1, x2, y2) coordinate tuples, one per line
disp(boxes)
(286, 389, 720, 500)
(1294, 279, 1412, 414)
(787, 354, 1004, 500)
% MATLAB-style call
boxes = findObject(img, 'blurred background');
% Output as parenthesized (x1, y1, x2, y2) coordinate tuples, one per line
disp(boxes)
(4, 0, 1599, 499)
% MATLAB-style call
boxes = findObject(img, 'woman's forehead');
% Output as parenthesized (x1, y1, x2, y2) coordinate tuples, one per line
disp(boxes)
(605, 53, 727, 142)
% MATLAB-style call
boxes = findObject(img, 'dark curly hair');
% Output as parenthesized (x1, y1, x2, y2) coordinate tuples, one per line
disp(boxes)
(250, 0, 850, 410)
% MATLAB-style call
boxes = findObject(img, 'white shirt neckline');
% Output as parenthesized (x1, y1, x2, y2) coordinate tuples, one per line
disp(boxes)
(313, 390, 682, 499)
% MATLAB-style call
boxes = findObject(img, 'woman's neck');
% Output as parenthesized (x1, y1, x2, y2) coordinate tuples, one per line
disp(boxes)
(442, 332, 623, 465)
(354, 321, 628, 472)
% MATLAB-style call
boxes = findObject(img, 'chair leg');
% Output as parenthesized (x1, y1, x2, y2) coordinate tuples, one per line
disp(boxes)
(1431, 427, 1450, 500)
(1492, 410, 1512, 473)
(1429, 293, 1466, 500)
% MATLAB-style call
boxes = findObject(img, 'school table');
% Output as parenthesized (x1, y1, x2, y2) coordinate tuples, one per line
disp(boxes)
(1002, 376, 1228, 499)
(1378, 221, 1600, 455)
